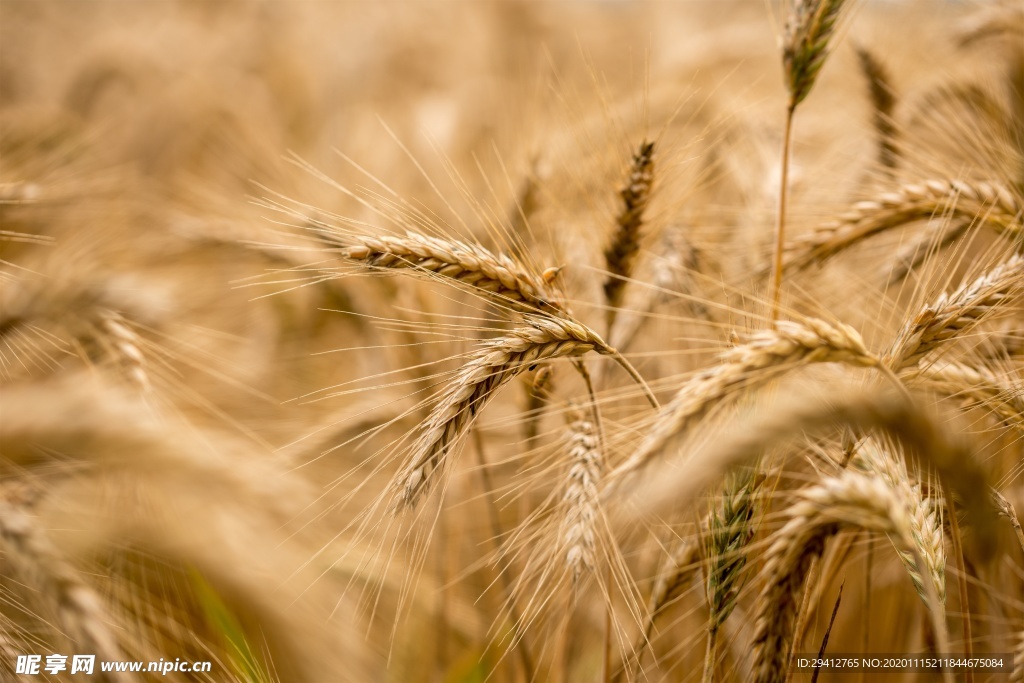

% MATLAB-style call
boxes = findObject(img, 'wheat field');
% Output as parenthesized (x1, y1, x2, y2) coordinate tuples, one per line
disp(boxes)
(1, 0, 1023, 681)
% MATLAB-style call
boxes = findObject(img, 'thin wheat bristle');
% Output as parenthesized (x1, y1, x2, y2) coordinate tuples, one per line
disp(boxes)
(342, 231, 562, 313)
(903, 360, 1024, 432)
(398, 316, 613, 507)
(614, 317, 879, 480)
(884, 220, 968, 286)
(604, 140, 655, 330)
(785, 180, 1023, 271)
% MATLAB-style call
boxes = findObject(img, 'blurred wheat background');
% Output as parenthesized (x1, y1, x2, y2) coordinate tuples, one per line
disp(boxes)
(2, 0, 1023, 681)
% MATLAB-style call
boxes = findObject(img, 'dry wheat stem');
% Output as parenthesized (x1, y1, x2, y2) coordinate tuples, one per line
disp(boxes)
(341, 231, 562, 313)
(613, 318, 879, 481)
(0, 499, 130, 683)
(751, 471, 949, 683)
(604, 140, 655, 332)
(888, 253, 1024, 370)
(785, 180, 1023, 271)
(397, 316, 613, 507)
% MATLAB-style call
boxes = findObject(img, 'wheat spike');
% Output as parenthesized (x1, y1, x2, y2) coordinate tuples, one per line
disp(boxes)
(851, 438, 946, 603)
(604, 140, 656, 331)
(751, 471, 945, 683)
(888, 253, 1024, 370)
(784, 180, 1022, 271)
(398, 316, 613, 507)
(561, 412, 603, 584)
(341, 231, 562, 313)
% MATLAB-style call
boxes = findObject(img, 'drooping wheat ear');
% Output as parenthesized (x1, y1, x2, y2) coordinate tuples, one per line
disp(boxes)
(98, 309, 151, 393)
(991, 490, 1024, 556)
(340, 231, 562, 313)
(855, 46, 898, 172)
(561, 411, 603, 585)
(751, 472, 946, 683)
(783, 0, 850, 110)
(887, 253, 1024, 371)
(884, 220, 969, 286)
(397, 316, 614, 507)
(704, 468, 766, 683)
(902, 360, 1024, 433)
(784, 180, 1023, 271)
(851, 438, 946, 603)
(613, 317, 879, 481)
(604, 140, 655, 331)
(0, 500, 129, 683)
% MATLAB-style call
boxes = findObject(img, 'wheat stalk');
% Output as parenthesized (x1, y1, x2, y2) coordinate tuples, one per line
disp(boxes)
(613, 318, 878, 480)
(341, 231, 562, 313)
(855, 46, 898, 172)
(784, 180, 1022, 271)
(561, 412, 603, 585)
(783, 0, 850, 110)
(604, 140, 655, 331)
(851, 438, 946, 603)
(887, 253, 1024, 370)
(397, 316, 614, 507)
(751, 471, 947, 683)
(703, 468, 765, 683)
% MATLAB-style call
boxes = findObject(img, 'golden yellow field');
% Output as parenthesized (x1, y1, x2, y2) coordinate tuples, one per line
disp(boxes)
(2, 1, 1023, 681)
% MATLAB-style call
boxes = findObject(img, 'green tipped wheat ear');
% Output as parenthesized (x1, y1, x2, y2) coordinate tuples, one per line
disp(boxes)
(751, 471, 948, 683)
(785, 180, 1022, 272)
(783, 0, 850, 110)
(604, 140, 655, 331)
(341, 231, 562, 313)
(613, 317, 878, 480)
(704, 468, 765, 682)
(398, 316, 613, 507)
